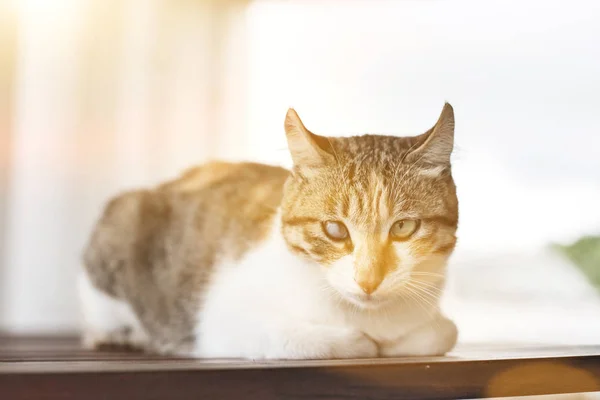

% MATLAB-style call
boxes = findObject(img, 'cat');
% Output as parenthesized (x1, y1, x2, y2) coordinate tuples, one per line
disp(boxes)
(79, 103, 459, 359)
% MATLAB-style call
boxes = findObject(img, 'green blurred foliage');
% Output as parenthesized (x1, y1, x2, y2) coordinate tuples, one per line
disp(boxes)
(555, 235, 600, 290)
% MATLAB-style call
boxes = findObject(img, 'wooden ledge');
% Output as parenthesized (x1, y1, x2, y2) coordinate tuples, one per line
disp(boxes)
(1, 336, 599, 399)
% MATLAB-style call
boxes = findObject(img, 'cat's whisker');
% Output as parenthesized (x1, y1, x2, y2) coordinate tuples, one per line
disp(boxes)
(405, 281, 440, 304)
(408, 278, 443, 291)
(413, 282, 443, 298)
(404, 284, 441, 332)
(405, 288, 437, 311)
(414, 277, 444, 285)
(402, 285, 436, 323)
(410, 276, 445, 282)
(407, 282, 442, 301)
(410, 280, 444, 288)
(410, 271, 445, 278)
(410, 284, 443, 297)
(405, 287, 442, 332)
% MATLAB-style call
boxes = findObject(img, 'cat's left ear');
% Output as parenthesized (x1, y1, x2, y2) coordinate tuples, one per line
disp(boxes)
(406, 102, 455, 166)
(284, 108, 334, 169)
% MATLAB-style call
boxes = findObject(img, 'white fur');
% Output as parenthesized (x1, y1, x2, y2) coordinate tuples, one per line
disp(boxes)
(195, 217, 456, 359)
(78, 272, 148, 349)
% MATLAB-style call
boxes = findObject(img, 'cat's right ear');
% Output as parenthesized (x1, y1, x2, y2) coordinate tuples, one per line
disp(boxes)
(284, 108, 334, 169)
(405, 102, 455, 167)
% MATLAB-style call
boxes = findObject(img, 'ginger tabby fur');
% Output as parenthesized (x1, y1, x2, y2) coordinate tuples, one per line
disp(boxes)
(80, 103, 459, 359)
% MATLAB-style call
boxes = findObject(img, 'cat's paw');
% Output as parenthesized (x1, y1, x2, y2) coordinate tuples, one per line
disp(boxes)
(328, 329, 379, 359)
(82, 326, 147, 352)
(380, 315, 458, 357)
(82, 329, 125, 350)
(264, 325, 378, 360)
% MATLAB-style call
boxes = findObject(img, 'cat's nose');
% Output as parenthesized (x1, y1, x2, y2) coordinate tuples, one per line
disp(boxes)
(355, 276, 382, 295)
(353, 244, 387, 295)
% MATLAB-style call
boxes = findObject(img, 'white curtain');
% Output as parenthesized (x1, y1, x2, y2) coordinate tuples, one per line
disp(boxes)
(0, 0, 250, 333)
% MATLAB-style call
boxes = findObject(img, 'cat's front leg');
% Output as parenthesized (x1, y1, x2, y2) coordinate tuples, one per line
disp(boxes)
(264, 324, 379, 360)
(379, 313, 458, 357)
(198, 322, 378, 360)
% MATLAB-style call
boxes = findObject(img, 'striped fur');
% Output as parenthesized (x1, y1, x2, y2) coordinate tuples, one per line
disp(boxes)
(281, 104, 458, 301)
(80, 104, 459, 358)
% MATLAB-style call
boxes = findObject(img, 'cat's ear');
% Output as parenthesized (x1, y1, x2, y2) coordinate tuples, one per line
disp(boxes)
(406, 102, 455, 166)
(284, 108, 334, 168)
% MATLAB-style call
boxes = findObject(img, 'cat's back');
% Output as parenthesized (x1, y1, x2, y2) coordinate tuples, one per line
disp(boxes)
(81, 161, 289, 351)
(160, 161, 290, 252)
(160, 160, 288, 194)
(84, 161, 289, 284)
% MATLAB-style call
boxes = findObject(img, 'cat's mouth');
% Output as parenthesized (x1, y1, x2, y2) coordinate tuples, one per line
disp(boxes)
(342, 292, 390, 309)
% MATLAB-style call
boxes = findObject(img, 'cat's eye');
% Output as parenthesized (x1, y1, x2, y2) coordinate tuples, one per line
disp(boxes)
(323, 221, 349, 241)
(390, 219, 420, 240)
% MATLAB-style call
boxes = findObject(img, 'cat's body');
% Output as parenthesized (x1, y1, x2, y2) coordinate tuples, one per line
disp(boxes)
(80, 105, 459, 359)
(81, 162, 289, 354)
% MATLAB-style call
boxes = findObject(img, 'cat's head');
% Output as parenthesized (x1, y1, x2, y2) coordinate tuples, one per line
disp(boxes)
(280, 104, 458, 309)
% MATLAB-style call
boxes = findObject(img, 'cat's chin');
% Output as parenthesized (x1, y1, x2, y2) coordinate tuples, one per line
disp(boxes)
(340, 292, 392, 310)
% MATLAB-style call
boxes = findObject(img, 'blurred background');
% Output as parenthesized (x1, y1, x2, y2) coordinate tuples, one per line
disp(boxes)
(0, 0, 599, 345)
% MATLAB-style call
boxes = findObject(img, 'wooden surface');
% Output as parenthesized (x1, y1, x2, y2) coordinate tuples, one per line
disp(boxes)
(1, 336, 599, 400)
